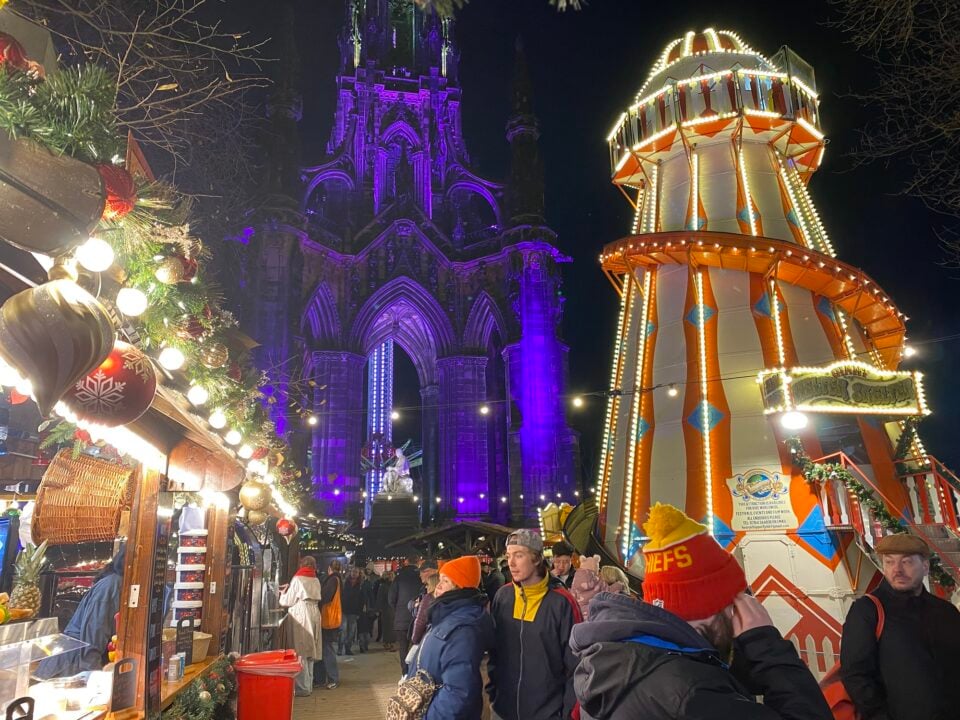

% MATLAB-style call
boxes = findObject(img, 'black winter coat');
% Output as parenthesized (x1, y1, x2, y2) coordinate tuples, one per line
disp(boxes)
(482, 568, 505, 602)
(487, 574, 582, 720)
(569, 592, 832, 720)
(341, 577, 365, 614)
(388, 564, 423, 631)
(840, 580, 960, 720)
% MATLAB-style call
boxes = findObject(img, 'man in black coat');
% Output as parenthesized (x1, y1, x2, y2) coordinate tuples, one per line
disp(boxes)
(570, 503, 831, 720)
(840, 533, 960, 720)
(387, 553, 424, 673)
(481, 560, 504, 602)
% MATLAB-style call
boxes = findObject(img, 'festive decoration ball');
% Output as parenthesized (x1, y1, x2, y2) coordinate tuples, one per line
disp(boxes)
(199, 343, 229, 369)
(217, 683, 225, 693)
(176, 316, 205, 341)
(239, 480, 270, 511)
(0, 280, 115, 416)
(154, 256, 186, 285)
(60, 341, 157, 427)
(251, 446, 269, 460)
(96, 165, 137, 220)
(180, 256, 199, 282)
(227, 362, 242, 382)
(246, 509, 267, 525)
(198, 690, 212, 703)
(0, 32, 44, 77)
(276, 518, 296, 536)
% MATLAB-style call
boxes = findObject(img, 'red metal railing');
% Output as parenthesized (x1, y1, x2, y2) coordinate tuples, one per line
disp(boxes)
(809, 453, 960, 582)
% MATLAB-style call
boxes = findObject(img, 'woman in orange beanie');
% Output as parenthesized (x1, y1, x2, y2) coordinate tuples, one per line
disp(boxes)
(400, 554, 494, 719)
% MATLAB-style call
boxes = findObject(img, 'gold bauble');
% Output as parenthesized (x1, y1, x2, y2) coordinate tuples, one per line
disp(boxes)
(246, 510, 267, 525)
(154, 256, 185, 285)
(0, 280, 115, 416)
(199, 342, 229, 369)
(239, 480, 270, 511)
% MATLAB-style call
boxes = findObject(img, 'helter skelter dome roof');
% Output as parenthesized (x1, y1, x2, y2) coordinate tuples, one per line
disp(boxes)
(638, 28, 778, 98)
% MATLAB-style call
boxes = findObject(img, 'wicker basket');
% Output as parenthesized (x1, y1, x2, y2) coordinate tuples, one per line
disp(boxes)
(33, 450, 137, 545)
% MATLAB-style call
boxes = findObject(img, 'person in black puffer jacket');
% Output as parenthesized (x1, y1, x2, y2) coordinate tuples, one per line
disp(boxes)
(570, 504, 831, 720)
(388, 554, 425, 673)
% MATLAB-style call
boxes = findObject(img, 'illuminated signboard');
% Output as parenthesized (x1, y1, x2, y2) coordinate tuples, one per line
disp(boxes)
(758, 361, 929, 416)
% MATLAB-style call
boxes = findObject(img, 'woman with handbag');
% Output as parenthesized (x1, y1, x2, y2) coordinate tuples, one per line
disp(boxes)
(390, 556, 494, 720)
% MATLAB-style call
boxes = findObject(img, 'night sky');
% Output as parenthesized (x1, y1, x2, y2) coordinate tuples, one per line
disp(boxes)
(260, 0, 959, 478)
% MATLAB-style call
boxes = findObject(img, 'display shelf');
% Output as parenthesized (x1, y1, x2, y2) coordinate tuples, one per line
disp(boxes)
(160, 654, 219, 710)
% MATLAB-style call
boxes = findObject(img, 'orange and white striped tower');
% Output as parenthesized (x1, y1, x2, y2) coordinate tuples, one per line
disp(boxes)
(597, 29, 930, 657)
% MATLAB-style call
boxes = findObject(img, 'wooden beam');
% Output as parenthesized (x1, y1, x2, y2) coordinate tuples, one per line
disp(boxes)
(200, 506, 230, 657)
(116, 467, 161, 714)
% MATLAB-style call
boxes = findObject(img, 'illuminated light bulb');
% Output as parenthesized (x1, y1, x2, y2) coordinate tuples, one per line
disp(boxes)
(435, 496, 441, 503)
(237, 444, 253, 459)
(667, 384, 679, 397)
(781, 411, 809, 431)
(116, 287, 148, 317)
(574, 490, 580, 497)
(187, 384, 209, 406)
(390, 410, 400, 421)
(903, 345, 917, 358)
(209, 409, 227, 429)
(387, 495, 393, 501)
(224, 429, 241, 445)
(572, 397, 584, 408)
(307, 415, 319, 427)
(413, 495, 419, 502)
(479, 493, 486, 499)
(361, 491, 368, 498)
(539, 494, 546, 501)
(0, 363, 21, 387)
(500, 496, 508, 503)
(333, 488, 341, 496)
(15, 377, 32, 397)
(479, 405, 490, 416)
(158, 347, 185, 371)
(458, 497, 465, 503)
(76, 237, 114, 273)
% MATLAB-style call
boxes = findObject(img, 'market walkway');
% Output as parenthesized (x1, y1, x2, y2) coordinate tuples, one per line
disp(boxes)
(293, 648, 397, 719)
(292, 645, 493, 719)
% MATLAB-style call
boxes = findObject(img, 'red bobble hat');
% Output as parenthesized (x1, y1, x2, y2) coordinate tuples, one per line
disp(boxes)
(641, 503, 747, 621)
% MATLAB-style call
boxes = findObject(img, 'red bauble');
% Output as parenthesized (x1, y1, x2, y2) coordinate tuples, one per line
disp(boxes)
(227, 363, 242, 382)
(181, 256, 199, 282)
(176, 316, 206, 341)
(251, 446, 269, 460)
(61, 341, 157, 427)
(96, 165, 137, 220)
(276, 518, 296, 536)
(0, 32, 44, 78)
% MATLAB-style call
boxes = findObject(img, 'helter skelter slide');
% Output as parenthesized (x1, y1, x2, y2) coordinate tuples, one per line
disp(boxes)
(581, 28, 960, 676)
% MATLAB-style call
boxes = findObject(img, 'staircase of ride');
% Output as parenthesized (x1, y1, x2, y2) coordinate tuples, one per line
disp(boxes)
(812, 452, 960, 593)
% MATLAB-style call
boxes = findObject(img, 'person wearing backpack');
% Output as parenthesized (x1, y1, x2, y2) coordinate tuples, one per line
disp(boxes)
(839, 534, 960, 720)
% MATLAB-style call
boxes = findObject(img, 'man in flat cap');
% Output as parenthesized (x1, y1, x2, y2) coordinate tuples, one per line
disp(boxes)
(840, 533, 960, 720)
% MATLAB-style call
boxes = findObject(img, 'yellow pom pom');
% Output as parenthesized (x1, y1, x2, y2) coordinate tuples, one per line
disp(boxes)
(642, 503, 706, 551)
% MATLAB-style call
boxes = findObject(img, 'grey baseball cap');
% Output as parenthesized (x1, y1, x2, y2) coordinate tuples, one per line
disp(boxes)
(506, 528, 543, 554)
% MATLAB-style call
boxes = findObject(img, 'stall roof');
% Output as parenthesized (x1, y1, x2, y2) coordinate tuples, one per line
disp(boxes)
(387, 520, 516, 550)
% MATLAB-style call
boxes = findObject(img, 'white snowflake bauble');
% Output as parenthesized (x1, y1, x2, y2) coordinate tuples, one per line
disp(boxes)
(60, 340, 157, 426)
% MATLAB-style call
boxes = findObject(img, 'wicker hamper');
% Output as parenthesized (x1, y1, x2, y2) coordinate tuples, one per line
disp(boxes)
(32, 449, 137, 545)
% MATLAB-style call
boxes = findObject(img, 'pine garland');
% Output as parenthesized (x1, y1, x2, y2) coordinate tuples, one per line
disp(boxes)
(787, 437, 956, 590)
(0, 60, 307, 510)
(162, 655, 238, 720)
(413, 0, 583, 16)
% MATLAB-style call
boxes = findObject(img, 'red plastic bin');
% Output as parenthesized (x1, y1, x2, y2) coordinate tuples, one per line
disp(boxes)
(235, 650, 302, 720)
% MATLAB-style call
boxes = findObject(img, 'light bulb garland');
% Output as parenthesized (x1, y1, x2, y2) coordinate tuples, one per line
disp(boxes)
(0, 55, 307, 512)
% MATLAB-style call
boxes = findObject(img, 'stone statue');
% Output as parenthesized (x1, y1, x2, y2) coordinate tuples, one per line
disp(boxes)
(380, 448, 414, 496)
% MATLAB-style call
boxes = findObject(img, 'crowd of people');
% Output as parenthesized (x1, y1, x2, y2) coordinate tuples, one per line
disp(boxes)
(278, 502, 960, 719)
